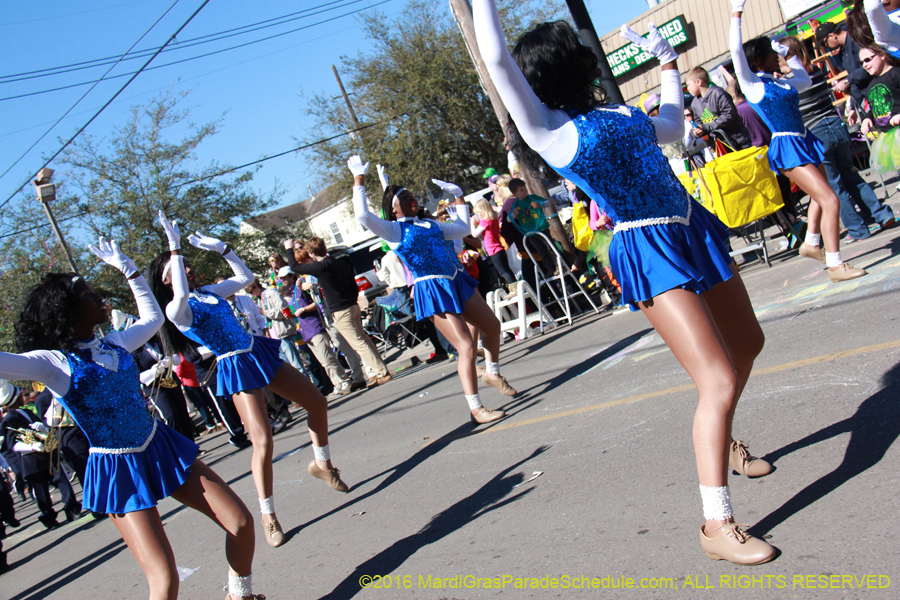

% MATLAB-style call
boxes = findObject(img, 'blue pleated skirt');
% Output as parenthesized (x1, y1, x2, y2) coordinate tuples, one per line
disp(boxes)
(766, 129, 825, 171)
(83, 422, 199, 515)
(216, 334, 284, 397)
(413, 270, 479, 321)
(609, 199, 734, 310)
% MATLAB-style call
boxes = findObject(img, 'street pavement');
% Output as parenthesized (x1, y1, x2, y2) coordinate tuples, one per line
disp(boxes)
(2, 193, 900, 600)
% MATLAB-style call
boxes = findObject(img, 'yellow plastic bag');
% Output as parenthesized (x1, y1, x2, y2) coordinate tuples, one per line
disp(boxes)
(697, 145, 784, 228)
(571, 202, 593, 251)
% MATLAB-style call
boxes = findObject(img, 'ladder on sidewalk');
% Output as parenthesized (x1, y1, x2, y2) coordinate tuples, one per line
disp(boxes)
(486, 281, 555, 343)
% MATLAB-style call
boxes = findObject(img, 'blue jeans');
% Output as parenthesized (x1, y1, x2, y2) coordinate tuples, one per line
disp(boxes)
(809, 116, 894, 239)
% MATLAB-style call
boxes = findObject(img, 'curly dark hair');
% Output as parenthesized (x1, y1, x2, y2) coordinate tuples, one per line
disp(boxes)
(507, 21, 604, 175)
(148, 252, 195, 357)
(15, 273, 83, 352)
(381, 185, 405, 222)
(743, 36, 775, 73)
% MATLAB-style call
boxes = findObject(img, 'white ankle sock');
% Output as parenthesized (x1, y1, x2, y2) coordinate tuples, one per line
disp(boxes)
(805, 232, 822, 247)
(486, 361, 500, 376)
(699, 485, 733, 521)
(228, 571, 252, 597)
(313, 444, 330, 462)
(465, 394, 483, 410)
(258, 496, 274, 515)
(825, 251, 842, 268)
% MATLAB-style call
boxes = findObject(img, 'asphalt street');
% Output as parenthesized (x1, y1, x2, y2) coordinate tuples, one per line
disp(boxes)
(2, 194, 900, 600)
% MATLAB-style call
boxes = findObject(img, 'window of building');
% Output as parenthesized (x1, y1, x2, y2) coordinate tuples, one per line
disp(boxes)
(330, 222, 343, 244)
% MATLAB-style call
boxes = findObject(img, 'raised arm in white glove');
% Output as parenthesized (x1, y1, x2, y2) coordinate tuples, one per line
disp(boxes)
(620, 22, 678, 65)
(771, 40, 789, 58)
(431, 178, 464, 199)
(88, 237, 138, 278)
(730, 0, 746, 13)
(376, 164, 389, 191)
(347, 155, 370, 177)
(187, 232, 228, 255)
(158, 210, 181, 251)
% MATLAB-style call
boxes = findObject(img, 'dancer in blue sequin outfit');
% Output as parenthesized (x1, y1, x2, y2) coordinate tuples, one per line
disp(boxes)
(730, 0, 867, 282)
(149, 212, 347, 550)
(474, 0, 778, 564)
(350, 160, 516, 425)
(0, 238, 261, 599)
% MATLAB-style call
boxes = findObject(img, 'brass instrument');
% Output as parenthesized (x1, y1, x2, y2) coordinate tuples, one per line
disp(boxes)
(11, 426, 58, 454)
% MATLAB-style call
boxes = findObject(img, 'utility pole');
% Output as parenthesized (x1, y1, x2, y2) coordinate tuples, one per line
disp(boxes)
(332, 65, 364, 147)
(448, 0, 574, 259)
(565, 0, 625, 104)
(33, 168, 80, 274)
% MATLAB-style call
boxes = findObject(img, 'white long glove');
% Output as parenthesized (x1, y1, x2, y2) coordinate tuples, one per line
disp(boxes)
(376, 164, 389, 191)
(431, 178, 464, 198)
(620, 22, 678, 65)
(347, 155, 370, 177)
(187, 232, 228, 254)
(158, 210, 181, 251)
(29, 422, 49, 434)
(88, 237, 138, 278)
(771, 40, 789, 58)
(730, 0, 746, 12)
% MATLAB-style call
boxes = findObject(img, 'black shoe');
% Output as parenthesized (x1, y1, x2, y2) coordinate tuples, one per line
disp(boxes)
(91, 512, 108, 520)
(229, 435, 252, 450)
(38, 511, 59, 530)
(271, 416, 287, 435)
(425, 353, 449, 364)
(65, 505, 83, 522)
(278, 409, 293, 423)
(348, 380, 367, 392)
(4, 518, 19, 528)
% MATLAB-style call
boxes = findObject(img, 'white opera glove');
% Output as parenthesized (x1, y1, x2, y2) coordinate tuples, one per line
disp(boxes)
(730, 0, 746, 12)
(88, 237, 138, 278)
(188, 232, 228, 254)
(431, 178, 464, 198)
(158, 210, 181, 251)
(347, 155, 370, 177)
(30, 442, 45, 453)
(29, 422, 49, 434)
(376, 164, 389, 191)
(771, 40, 789, 58)
(620, 22, 678, 65)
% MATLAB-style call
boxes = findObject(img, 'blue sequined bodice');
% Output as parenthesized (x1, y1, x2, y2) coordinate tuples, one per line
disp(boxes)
(393, 220, 460, 281)
(61, 339, 154, 450)
(185, 291, 253, 356)
(748, 78, 805, 135)
(554, 106, 690, 228)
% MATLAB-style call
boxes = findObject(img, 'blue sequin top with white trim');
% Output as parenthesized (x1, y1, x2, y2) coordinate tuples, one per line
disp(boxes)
(61, 339, 155, 451)
(393, 220, 461, 281)
(747, 78, 806, 135)
(183, 291, 253, 357)
(553, 106, 691, 231)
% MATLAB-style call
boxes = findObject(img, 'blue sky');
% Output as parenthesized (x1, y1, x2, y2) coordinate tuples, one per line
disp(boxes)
(0, 0, 647, 222)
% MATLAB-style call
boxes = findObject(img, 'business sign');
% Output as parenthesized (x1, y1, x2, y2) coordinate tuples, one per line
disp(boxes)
(607, 16, 690, 78)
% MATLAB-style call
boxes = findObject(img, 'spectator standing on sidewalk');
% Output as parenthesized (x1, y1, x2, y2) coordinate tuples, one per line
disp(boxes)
(687, 67, 751, 150)
(286, 238, 393, 388)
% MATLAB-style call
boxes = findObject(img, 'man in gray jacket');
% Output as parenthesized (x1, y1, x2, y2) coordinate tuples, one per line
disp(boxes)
(686, 66, 751, 150)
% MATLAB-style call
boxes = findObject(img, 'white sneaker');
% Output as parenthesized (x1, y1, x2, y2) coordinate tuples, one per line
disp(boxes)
(339, 381, 352, 395)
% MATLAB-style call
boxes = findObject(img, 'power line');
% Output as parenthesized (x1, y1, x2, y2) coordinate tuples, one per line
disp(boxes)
(0, 0, 212, 213)
(0, 0, 182, 182)
(0, 0, 375, 84)
(0, 121, 381, 240)
(0, 0, 392, 103)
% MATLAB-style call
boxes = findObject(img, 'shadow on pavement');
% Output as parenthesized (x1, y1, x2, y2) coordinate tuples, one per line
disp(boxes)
(317, 445, 549, 600)
(750, 360, 900, 537)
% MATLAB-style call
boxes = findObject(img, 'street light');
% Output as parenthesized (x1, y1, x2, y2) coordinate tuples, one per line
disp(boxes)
(32, 167, 80, 274)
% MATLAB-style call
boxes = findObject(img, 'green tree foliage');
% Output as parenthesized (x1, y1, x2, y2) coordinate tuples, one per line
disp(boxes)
(57, 91, 279, 314)
(301, 0, 559, 199)
(0, 91, 276, 352)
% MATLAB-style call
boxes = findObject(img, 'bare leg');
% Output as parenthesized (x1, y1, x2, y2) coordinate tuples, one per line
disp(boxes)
(231, 390, 276, 527)
(110, 508, 179, 600)
(431, 312, 477, 395)
(782, 163, 840, 252)
(267, 362, 334, 470)
(460, 292, 502, 369)
(170, 460, 256, 599)
(638, 286, 746, 536)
